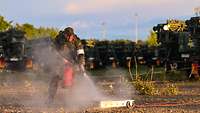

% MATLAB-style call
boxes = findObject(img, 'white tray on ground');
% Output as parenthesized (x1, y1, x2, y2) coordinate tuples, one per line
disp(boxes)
(100, 100, 135, 108)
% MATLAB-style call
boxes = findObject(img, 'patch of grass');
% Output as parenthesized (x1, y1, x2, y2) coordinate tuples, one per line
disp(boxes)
(134, 79, 180, 96)
(162, 83, 179, 96)
(166, 71, 188, 81)
(134, 80, 158, 95)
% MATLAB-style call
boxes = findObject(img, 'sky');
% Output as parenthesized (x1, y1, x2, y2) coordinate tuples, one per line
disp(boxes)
(0, 0, 200, 40)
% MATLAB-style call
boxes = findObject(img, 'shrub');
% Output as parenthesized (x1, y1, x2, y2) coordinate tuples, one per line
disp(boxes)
(163, 83, 179, 95)
(134, 80, 157, 95)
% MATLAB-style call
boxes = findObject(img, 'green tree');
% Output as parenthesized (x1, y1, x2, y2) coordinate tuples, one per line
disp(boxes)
(45, 27, 59, 38)
(16, 23, 58, 40)
(16, 23, 37, 40)
(147, 30, 159, 47)
(36, 27, 58, 39)
(37, 27, 48, 37)
(0, 16, 59, 40)
(0, 16, 12, 31)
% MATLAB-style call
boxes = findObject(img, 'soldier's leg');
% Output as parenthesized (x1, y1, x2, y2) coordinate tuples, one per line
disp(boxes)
(48, 75, 60, 103)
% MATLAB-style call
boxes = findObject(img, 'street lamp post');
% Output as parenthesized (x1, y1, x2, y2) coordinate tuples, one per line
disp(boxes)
(135, 13, 138, 44)
(101, 22, 106, 40)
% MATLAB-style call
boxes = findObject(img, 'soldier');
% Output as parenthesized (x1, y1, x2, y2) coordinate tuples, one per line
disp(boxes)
(48, 27, 85, 103)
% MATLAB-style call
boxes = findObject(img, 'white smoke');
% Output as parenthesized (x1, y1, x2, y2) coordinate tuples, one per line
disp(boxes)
(29, 37, 108, 111)
(0, 37, 135, 112)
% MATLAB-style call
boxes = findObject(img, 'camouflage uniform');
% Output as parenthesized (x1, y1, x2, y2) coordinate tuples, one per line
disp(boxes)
(48, 27, 85, 103)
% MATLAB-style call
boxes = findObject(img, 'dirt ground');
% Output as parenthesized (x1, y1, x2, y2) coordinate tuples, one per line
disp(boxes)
(0, 71, 200, 113)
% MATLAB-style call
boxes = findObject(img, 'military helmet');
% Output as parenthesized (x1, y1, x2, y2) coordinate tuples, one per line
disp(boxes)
(64, 27, 74, 36)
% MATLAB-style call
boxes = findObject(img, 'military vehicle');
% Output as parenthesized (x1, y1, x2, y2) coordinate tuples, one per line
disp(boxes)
(153, 17, 200, 73)
(0, 28, 32, 71)
(82, 39, 140, 69)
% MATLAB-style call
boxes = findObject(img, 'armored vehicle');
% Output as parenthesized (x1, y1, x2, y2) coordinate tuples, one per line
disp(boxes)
(0, 28, 32, 71)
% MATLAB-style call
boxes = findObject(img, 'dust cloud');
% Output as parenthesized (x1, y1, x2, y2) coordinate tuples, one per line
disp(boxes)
(28, 38, 108, 110)
(0, 38, 135, 112)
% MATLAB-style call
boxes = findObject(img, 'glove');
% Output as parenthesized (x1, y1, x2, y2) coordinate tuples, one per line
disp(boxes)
(83, 72, 88, 77)
(63, 58, 69, 64)
(79, 64, 89, 78)
(83, 72, 90, 80)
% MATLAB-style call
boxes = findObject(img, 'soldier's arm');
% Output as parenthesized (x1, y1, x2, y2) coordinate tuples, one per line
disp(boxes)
(75, 36, 86, 74)
(53, 31, 72, 64)
(75, 36, 85, 65)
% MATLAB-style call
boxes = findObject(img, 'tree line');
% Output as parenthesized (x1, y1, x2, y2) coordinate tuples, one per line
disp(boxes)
(0, 15, 58, 40)
(0, 15, 158, 47)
